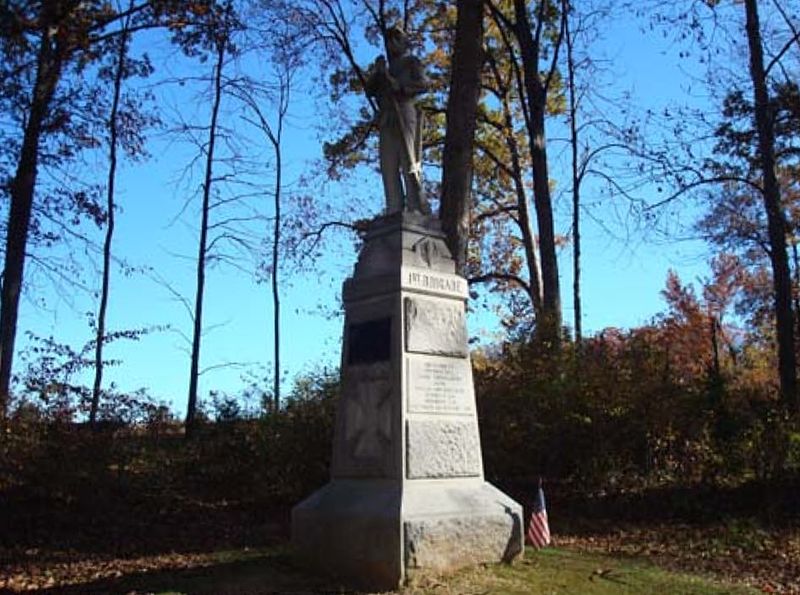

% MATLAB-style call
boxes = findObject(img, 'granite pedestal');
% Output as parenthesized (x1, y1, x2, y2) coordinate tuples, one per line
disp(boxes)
(292, 213, 523, 590)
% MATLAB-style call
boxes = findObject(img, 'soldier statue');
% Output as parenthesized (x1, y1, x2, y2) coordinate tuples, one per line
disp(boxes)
(365, 25, 430, 215)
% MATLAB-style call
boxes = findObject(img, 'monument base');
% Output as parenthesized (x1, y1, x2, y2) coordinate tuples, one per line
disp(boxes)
(292, 478, 522, 590)
(292, 480, 402, 591)
(402, 479, 523, 576)
(292, 213, 523, 590)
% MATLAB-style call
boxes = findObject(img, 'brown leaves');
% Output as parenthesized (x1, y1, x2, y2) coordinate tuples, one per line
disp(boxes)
(558, 522, 800, 594)
(0, 551, 216, 592)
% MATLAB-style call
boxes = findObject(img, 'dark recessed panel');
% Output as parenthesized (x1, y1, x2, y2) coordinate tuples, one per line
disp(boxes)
(347, 317, 392, 364)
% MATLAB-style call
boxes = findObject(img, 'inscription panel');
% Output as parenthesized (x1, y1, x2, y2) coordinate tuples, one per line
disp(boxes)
(405, 297, 468, 357)
(404, 268, 468, 298)
(407, 357, 473, 415)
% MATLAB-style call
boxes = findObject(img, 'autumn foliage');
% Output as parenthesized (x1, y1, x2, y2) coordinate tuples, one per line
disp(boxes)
(1, 265, 799, 591)
(3, 266, 798, 513)
(476, 267, 800, 493)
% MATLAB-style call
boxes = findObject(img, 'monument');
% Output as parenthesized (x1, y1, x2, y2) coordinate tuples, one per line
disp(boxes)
(291, 26, 523, 591)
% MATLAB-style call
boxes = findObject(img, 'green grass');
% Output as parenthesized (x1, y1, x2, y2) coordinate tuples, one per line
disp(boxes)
(40, 546, 756, 594)
(427, 548, 757, 595)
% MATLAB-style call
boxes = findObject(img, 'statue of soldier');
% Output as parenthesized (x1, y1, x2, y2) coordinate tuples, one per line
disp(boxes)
(365, 25, 430, 215)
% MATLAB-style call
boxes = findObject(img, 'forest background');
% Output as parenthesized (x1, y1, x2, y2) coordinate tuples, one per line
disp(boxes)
(1, 0, 730, 416)
(1, 0, 800, 592)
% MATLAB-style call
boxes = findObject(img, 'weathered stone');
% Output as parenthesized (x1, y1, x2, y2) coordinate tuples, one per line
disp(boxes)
(409, 236, 451, 270)
(349, 213, 456, 283)
(405, 297, 468, 357)
(331, 362, 395, 478)
(403, 481, 523, 574)
(292, 479, 402, 591)
(406, 419, 481, 478)
(406, 517, 518, 569)
(407, 357, 473, 415)
(292, 214, 523, 591)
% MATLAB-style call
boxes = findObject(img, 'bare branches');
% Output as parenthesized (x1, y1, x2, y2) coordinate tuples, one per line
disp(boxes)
(644, 175, 763, 212)
(468, 271, 530, 294)
(765, 31, 800, 79)
(767, 0, 800, 77)
(290, 0, 378, 114)
(290, 219, 358, 263)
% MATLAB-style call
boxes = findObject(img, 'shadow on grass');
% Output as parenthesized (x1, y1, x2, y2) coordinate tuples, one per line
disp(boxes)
(0, 490, 292, 563)
(34, 549, 359, 595)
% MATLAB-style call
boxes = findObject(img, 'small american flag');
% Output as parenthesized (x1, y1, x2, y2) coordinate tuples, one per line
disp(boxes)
(526, 481, 551, 548)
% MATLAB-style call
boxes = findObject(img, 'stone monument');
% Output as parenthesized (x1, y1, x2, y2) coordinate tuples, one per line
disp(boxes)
(291, 26, 523, 592)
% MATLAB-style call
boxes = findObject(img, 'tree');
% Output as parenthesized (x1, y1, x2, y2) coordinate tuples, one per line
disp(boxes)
(185, 2, 241, 436)
(91, 4, 142, 425)
(633, 0, 800, 412)
(0, 1, 79, 419)
(484, 0, 565, 346)
(231, 51, 298, 411)
(440, 0, 485, 272)
(282, 0, 569, 342)
(564, 0, 581, 342)
(509, 0, 564, 344)
(741, 0, 797, 412)
(0, 0, 217, 419)
(473, 32, 545, 322)
(559, 0, 621, 343)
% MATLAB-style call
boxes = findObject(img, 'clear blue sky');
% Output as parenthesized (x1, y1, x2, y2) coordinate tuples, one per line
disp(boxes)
(16, 8, 722, 415)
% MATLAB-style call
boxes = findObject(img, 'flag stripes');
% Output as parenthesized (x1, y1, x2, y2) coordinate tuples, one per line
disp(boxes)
(526, 484, 551, 548)
(526, 509, 551, 548)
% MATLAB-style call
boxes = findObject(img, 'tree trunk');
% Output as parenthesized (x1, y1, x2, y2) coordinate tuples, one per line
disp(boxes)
(513, 0, 562, 346)
(504, 114, 544, 318)
(186, 39, 226, 436)
(440, 0, 484, 274)
(564, 0, 582, 343)
(743, 0, 798, 412)
(486, 53, 543, 317)
(271, 114, 282, 412)
(91, 21, 130, 426)
(792, 244, 800, 344)
(0, 25, 63, 418)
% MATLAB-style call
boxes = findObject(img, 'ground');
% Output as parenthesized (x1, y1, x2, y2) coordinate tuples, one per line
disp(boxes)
(1, 498, 798, 594)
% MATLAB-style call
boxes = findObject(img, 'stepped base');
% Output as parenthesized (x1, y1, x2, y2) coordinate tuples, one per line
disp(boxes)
(292, 478, 523, 590)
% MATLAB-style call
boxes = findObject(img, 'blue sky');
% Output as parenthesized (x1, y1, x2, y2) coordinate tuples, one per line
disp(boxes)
(14, 6, 727, 414)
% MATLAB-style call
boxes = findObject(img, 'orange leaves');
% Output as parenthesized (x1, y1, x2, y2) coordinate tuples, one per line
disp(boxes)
(189, 3, 211, 17)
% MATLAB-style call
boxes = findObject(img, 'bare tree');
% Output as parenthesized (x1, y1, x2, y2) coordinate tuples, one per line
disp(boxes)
(232, 62, 295, 411)
(0, 1, 219, 418)
(564, 0, 581, 342)
(635, 0, 800, 411)
(186, 17, 234, 436)
(0, 2, 74, 418)
(91, 6, 134, 426)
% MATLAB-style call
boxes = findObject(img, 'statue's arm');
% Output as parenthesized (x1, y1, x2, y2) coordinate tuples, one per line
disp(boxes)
(365, 57, 386, 98)
(399, 57, 427, 96)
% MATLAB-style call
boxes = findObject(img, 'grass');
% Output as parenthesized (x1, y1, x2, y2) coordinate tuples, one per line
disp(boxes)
(25, 546, 756, 594)
(423, 548, 757, 595)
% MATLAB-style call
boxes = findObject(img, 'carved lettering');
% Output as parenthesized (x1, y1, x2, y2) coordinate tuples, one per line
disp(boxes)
(407, 357, 473, 415)
(405, 270, 466, 297)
